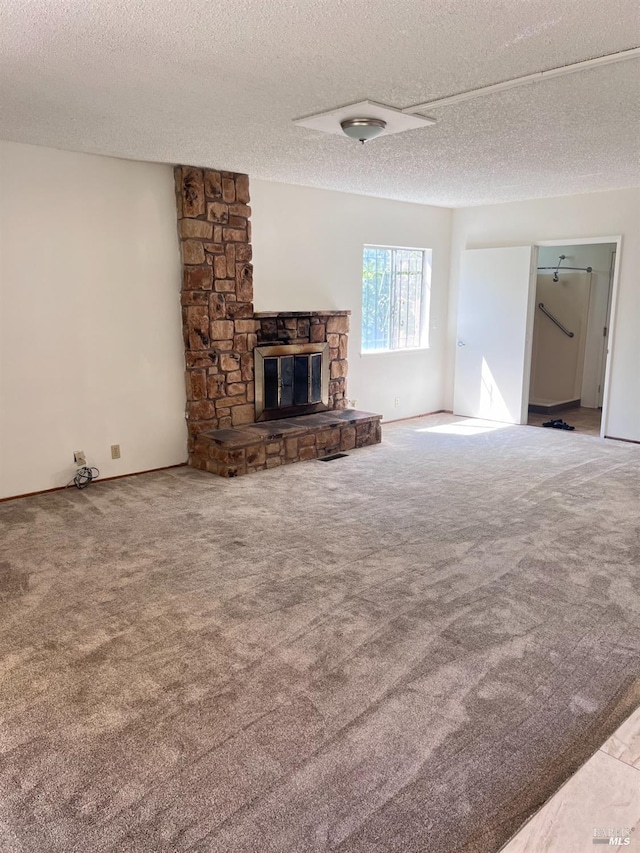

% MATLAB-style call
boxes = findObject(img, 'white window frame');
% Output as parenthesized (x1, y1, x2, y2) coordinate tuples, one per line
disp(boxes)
(360, 244, 431, 355)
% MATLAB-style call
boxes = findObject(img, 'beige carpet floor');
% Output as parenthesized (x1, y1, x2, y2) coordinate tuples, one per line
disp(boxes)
(1, 414, 639, 853)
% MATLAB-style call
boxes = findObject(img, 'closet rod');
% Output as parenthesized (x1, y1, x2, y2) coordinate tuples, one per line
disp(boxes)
(537, 266, 593, 272)
(537, 254, 593, 281)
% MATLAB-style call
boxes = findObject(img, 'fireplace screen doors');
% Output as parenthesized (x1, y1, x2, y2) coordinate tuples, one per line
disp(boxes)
(254, 343, 329, 421)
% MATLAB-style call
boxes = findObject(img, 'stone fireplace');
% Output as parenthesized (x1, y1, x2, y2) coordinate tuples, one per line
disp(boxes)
(174, 165, 381, 476)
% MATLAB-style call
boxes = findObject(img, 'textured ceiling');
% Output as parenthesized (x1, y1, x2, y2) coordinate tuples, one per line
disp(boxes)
(1, 0, 639, 206)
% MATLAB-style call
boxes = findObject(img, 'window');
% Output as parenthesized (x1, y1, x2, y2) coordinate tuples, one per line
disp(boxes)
(361, 245, 431, 352)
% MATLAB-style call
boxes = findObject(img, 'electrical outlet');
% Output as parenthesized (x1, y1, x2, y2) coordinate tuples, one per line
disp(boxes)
(111, 444, 121, 460)
(394, 397, 400, 408)
(73, 451, 86, 465)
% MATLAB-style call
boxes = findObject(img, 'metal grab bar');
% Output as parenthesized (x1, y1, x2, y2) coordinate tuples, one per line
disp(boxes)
(538, 303, 574, 338)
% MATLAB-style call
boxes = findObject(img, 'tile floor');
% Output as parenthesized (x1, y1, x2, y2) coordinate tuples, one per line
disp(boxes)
(501, 705, 640, 851)
(528, 406, 602, 437)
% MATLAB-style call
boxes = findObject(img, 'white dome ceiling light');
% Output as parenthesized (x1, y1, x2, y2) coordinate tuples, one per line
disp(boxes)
(294, 101, 436, 143)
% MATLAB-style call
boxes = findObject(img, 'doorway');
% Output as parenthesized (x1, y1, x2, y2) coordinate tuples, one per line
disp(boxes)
(527, 242, 616, 437)
(452, 237, 621, 438)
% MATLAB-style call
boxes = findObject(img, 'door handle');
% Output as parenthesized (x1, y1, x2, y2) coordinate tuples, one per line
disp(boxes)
(457, 341, 465, 347)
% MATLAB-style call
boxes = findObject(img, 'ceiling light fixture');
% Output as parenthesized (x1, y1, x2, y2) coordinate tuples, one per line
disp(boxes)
(294, 101, 434, 140)
(340, 117, 387, 143)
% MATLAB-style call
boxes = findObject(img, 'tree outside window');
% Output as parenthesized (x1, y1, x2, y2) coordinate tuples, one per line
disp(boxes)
(361, 246, 431, 352)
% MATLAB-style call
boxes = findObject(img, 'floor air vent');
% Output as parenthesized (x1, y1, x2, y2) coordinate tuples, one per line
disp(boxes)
(319, 453, 349, 462)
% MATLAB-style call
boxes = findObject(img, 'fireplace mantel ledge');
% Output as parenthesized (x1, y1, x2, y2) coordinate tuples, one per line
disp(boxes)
(254, 310, 351, 317)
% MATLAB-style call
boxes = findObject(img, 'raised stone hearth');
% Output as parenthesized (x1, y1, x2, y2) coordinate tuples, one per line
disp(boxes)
(175, 165, 381, 476)
(191, 410, 382, 478)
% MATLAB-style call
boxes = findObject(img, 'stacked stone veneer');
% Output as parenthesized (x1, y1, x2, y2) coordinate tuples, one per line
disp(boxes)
(175, 165, 353, 464)
(175, 166, 257, 456)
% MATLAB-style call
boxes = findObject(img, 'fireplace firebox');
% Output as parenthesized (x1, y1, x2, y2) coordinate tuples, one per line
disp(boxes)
(254, 343, 329, 421)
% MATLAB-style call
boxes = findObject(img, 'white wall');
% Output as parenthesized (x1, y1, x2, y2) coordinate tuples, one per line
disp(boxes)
(448, 190, 640, 442)
(0, 141, 187, 499)
(251, 180, 452, 422)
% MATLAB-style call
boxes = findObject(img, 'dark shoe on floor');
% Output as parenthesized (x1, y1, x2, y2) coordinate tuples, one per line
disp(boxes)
(558, 422, 575, 430)
(542, 418, 563, 427)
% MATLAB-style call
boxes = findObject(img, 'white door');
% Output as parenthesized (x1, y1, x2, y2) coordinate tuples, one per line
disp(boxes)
(454, 246, 536, 424)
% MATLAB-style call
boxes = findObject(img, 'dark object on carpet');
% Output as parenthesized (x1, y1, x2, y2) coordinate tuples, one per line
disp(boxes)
(542, 419, 576, 430)
(0, 414, 639, 853)
(319, 452, 349, 462)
